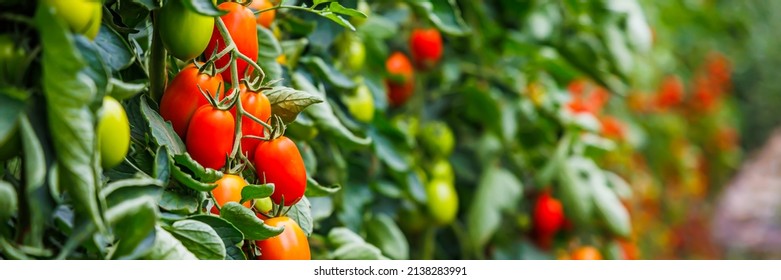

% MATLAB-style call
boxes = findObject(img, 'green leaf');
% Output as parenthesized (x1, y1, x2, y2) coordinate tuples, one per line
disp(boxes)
(182, 0, 227, 16)
(329, 2, 367, 19)
(558, 156, 595, 227)
(605, 171, 632, 201)
(365, 214, 409, 260)
(141, 97, 185, 155)
(239, 183, 274, 204)
(143, 226, 198, 260)
(74, 36, 110, 98)
(328, 227, 388, 260)
(309, 196, 334, 223)
(107, 78, 147, 100)
(467, 166, 524, 251)
(37, 2, 107, 234)
(219, 202, 283, 240)
(18, 116, 53, 248)
(292, 72, 372, 149)
(167, 219, 226, 260)
(304, 176, 341, 197)
(327, 227, 365, 248)
(95, 24, 134, 71)
(0, 180, 17, 222)
(407, 0, 471, 36)
(592, 173, 631, 238)
(102, 176, 164, 208)
(159, 188, 200, 214)
(300, 56, 356, 90)
(257, 26, 282, 58)
(106, 196, 158, 259)
(172, 153, 223, 182)
(153, 145, 170, 182)
(319, 11, 357, 32)
(0, 94, 24, 151)
(189, 215, 245, 260)
(265, 86, 324, 123)
(131, 0, 157, 10)
(280, 39, 309, 69)
(287, 196, 313, 236)
(369, 129, 411, 172)
(170, 163, 218, 192)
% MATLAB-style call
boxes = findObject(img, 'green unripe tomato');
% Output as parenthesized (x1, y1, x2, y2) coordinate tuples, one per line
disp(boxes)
(97, 96, 130, 169)
(0, 34, 28, 86)
(426, 178, 458, 225)
(343, 83, 374, 123)
(420, 121, 454, 158)
(429, 158, 454, 185)
(43, 0, 102, 40)
(254, 197, 273, 214)
(349, 0, 370, 27)
(157, 0, 216, 61)
(338, 34, 366, 72)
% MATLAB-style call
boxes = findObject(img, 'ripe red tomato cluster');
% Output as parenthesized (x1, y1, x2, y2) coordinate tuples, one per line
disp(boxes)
(157, 2, 309, 260)
(384, 27, 445, 107)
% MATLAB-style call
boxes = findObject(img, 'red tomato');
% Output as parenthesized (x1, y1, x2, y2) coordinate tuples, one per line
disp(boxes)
(255, 216, 310, 260)
(254, 136, 307, 206)
(409, 28, 443, 69)
(204, 2, 259, 81)
(705, 51, 731, 92)
(210, 174, 251, 215)
(249, 0, 276, 29)
(655, 75, 684, 109)
(533, 191, 564, 240)
(186, 105, 235, 170)
(159, 64, 224, 140)
(232, 84, 271, 160)
(385, 51, 414, 107)
(599, 115, 626, 140)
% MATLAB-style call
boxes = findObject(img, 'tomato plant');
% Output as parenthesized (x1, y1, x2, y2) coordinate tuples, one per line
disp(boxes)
(532, 191, 564, 243)
(157, 0, 215, 62)
(186, 105, 235, 170)
(426, 178, 458, 226)
(254, 136, 306, 206)
(342, 82, 374, 123)
(204, 2, 258, 81)
(159, 64, 224, 139)
(255, 216, 311, 260)
(0, 34, 28, 85)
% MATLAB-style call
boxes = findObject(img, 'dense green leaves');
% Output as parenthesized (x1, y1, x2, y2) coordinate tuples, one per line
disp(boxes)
(365, 213, 409, 260)
(467, 166, 524, 251)
(166, 220, 226, 260)
(219, 202, 284, 240)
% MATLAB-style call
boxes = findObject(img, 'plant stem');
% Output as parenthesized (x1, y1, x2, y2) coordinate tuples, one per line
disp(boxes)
(149, 12, 167, 104)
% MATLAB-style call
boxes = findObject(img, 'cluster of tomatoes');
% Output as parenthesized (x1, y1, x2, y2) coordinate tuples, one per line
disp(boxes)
(156, 0, 309, 260)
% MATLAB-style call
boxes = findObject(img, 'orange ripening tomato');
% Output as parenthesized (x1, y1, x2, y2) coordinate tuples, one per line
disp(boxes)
(655, 75, 684, 109)
(186, 105, 235, 170)
(692, 75, 720, 112)
(256, 216, 311, 260)
(159, 64, 224, 140)
(254, 136, 307, 206)
(385, 51, 414, 107)
(232, 84, 271, 160)
(249, 0, 276, 29)
(571, 246, 602, 260)
(599, 115, 626, 140)
(210, 174, 251, 215)
(204, 2, 259, 81)
(409, 28, 443, 70)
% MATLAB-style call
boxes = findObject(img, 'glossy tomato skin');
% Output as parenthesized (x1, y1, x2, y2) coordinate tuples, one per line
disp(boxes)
(186, 105, 235, 170)
(43, 0, 102, 40)
(204, 2, 258, 81)
(159, 64, 224, 140)
(410, 28, 443, 69)
(157, 0, 215, 61)
(249, 0, 276, 29)
(232, 84, 271, 159)
(97, 96, 131, 169)
(255, 216, 311, 260)
(210, 174, 250, 214)
(533, 191, 564, 239)
(385, 52, 414, 107)
(254, 136, 307, 206)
